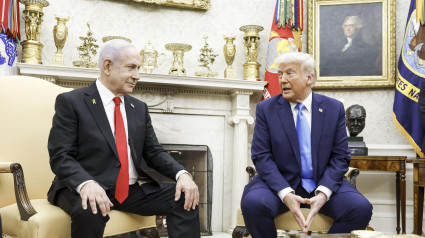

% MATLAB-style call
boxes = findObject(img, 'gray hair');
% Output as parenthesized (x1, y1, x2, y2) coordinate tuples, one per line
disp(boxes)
(274, 52, 316, 85)
(342, 16, 363, 29)
(98, 39, 135, 69)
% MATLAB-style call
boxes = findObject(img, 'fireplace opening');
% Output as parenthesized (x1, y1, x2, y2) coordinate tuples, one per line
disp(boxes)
(156, 144, 213, 236)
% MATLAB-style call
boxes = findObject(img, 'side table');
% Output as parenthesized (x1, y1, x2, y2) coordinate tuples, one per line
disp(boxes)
(350, 156, 406, 234)
(406, 159, 425, 235)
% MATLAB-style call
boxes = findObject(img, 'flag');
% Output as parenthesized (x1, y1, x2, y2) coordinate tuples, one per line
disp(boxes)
(263, 0, 302, 99)
(393, 0, 425, 157)
(0, 0, 20, 41)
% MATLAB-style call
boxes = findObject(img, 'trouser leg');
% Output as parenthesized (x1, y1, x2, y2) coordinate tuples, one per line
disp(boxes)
(114, 183, 200, 238)
(320, 185, 373, 233)
(55, 188, 109, 238)
(241, 187, 288, 238)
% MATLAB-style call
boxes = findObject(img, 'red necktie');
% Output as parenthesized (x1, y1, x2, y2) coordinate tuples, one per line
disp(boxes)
(113, 97, 129, 203)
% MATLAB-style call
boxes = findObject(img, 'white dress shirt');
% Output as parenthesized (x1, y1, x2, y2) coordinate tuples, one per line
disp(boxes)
(277, 91, 333, 203)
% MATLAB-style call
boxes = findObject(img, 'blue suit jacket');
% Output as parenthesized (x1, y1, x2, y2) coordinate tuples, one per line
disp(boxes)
(245, 92, 351, 197)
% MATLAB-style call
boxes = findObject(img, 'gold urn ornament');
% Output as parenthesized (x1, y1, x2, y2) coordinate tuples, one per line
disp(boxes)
(223, 35, 236, 79)
(240, 25, 264, 81)
(140, 41, 165, 73)
(165, 43, 192, 76)
(52, 15, 70, 66)
(20, 0, 49, 64)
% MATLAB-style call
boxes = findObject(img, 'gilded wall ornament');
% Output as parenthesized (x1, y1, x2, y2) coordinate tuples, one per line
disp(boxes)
(102, 36, 132, 43)
(195, 36, 218, 77)
(123, 0, 211, 11)
(73, 23, 99, 68)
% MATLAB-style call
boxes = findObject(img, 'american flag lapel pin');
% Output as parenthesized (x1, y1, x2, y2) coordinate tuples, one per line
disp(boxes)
(319, 108, 323, 113)
(92, 99, 96, 104)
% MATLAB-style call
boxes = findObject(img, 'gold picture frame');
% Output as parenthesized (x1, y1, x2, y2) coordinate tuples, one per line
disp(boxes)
(126, 0, 210, 11)
(307, 0, 395, 89)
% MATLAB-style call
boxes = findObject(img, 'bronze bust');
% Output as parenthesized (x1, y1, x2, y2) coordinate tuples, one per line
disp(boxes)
(346, 104, 366, 137)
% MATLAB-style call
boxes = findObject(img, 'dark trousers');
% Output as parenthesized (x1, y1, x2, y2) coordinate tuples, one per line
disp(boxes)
(55, 183, 200, 238)
(241, 184, 373, 238)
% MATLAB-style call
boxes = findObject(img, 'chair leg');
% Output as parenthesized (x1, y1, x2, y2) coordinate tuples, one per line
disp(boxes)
(232, 226, 250, 238)
(139, 227, 160, 238)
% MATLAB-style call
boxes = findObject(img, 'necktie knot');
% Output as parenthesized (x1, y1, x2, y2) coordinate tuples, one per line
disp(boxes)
(295, 103, 305, 111)
(113, 97, 121, 106)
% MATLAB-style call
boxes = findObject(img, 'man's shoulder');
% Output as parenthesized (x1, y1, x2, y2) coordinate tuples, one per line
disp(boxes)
(60, 84, 92, 96)
(125, 94, 146, 106)
(258, 94, 282, 107)
(313, 92, 344, 108)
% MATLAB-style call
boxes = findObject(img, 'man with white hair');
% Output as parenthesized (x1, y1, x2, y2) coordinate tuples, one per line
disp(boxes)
(321, 15, 380, 76)
(241, 52, 372, 237)
(47, 39, 200, 238)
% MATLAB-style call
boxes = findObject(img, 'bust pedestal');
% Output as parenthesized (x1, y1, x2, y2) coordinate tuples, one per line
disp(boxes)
(348, 136, 368, 155)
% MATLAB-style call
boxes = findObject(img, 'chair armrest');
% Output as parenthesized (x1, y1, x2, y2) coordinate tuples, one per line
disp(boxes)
(246, 166, 359, 188)
(344, 167, 359, 188)
(246, 166, 257, 182)
(0, 162, 37, 221)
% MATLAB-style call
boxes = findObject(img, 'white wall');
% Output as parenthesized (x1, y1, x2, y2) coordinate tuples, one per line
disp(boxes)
(17, 0, 423, 234)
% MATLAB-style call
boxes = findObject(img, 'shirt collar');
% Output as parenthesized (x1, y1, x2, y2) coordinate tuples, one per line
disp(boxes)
(96, 79, 125, 106)
(289, 91, 313, 112)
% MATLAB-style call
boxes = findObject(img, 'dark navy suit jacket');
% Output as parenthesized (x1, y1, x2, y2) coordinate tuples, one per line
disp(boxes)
(244, 92, 352, 198)
(47, 82, 184, 204)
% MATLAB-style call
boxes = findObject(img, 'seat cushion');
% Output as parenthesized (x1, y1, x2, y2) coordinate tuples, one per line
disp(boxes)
(236, 207, 333, 232)
(0, 199, 156, 238)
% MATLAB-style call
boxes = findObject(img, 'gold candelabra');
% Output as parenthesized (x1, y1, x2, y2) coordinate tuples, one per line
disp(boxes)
(240, 25, 264, 81)
(20, 0, 49, 64)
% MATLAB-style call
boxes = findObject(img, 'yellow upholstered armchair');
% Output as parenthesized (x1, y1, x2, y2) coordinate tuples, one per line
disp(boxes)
(232, 166, 360, 238)
(0, 76, 159, 238)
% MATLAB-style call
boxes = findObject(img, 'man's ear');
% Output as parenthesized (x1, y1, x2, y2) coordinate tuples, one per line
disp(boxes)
(306, 74, 314, 85)
(102, 59, 112, 76)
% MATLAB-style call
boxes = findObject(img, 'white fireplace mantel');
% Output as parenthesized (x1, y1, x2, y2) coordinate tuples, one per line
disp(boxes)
(17, 63, 267, 93)
(18, 63, 266, 232)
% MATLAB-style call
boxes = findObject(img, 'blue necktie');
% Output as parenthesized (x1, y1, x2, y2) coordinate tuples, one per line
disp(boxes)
(295, 103, 316, 193)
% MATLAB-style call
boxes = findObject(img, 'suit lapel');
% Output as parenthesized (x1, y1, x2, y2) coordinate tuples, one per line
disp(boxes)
(277, 96, 301, 168)
(124, 95, 136, 147)
(84, 82, 119, 160)
(311, 92, 325, 181)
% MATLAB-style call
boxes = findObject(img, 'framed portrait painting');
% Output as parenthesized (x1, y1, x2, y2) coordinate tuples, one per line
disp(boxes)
(307, 0, 395, 89)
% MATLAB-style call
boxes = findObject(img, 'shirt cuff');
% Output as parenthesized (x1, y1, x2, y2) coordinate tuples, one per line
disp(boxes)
(315, 185, 333, 201)
(175, 170, 190, 181)
(76, 180, 95, 193)
(278, 187, 295, 203)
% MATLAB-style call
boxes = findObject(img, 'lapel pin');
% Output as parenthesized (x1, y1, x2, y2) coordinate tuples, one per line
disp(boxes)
(92, 99, 96, 104)
(131, 103, 135, 108)
(319, 108, 323, 113)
